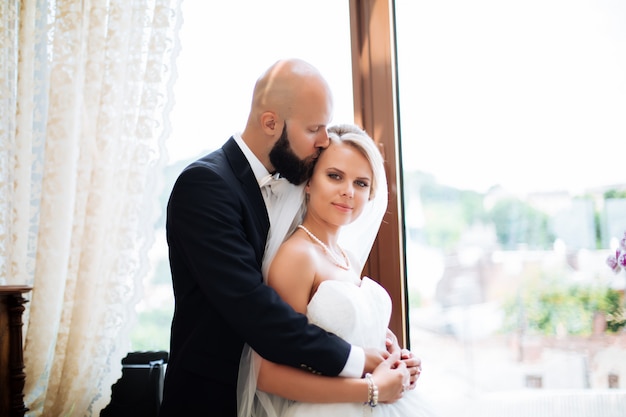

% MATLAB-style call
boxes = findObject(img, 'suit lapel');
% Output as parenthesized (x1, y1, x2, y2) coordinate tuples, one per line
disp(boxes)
(223, 137, 270, 234)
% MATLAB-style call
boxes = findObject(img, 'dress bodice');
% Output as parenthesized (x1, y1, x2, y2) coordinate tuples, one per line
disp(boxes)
(278, 277, 436, 417)
(306, 277, 392, 351)
(246, 277, 437, 417)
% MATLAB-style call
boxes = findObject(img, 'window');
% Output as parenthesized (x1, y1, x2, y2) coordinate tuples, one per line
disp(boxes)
(395, 0, 626, 414)
(132, 2, 626, 415)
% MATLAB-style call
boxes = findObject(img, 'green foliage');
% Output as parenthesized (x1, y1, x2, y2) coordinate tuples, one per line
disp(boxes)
(605, 289, 626, 332)
(502, 278, 626, 336)
(459, 190, 489, 224)
(404, 170, 560, 251)
(422, 203, 465, 250)
(404, 170, 489, 250)
(489, 197, 555, 250)
(604, 189, 626, 199)
(594, 209, 602, 249)
(131, 307, 173, 351)
(152, 258, 173, 285)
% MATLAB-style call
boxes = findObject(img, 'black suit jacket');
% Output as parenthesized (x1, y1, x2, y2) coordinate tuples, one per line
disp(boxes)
(158, 138, 351, 416)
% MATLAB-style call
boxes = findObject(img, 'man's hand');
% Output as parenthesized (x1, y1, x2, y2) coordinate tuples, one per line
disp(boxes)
(400, 348, 421, 389)
(363, 348, 390, 374)
(385, 328, 401, 355)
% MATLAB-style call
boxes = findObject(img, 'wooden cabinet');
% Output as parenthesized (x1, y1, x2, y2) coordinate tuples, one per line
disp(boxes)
(0, 286, 31, 417)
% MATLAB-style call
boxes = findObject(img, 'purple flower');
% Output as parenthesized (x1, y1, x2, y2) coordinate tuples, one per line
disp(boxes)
(607, 231, 626, 274)
(607, 252, 621, 273)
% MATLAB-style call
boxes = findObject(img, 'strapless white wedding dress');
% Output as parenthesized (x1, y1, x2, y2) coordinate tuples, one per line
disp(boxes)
(281, 277, 438, 417)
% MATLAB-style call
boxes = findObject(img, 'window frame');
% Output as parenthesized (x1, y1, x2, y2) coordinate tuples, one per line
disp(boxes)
(349, 0, 409, 347)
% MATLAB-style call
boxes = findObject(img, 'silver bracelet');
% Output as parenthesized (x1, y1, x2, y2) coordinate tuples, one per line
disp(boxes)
(364, 372, 379, 407)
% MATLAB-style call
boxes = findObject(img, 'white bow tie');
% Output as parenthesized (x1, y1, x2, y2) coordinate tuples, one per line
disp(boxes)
(259, 172, 280, 188)
(260, 173, 288, 203)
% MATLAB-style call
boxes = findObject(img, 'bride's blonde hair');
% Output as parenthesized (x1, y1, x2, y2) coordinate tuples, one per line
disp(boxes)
(327, 124, 384, 200)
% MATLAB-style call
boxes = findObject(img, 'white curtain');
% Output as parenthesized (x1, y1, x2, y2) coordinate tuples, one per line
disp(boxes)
(0, 0, 182, 415)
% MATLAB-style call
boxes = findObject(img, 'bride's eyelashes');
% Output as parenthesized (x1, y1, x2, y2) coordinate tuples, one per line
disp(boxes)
(327, 172, 342, 181)
(325, 171, 370, 189)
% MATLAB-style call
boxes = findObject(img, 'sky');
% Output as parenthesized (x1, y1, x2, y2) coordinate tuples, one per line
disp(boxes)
(167, 0, 626, 195)
(166, 1, 354, 161)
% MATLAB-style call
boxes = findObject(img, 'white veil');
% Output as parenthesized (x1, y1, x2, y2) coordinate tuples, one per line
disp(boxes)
(237, 125, 389, 417)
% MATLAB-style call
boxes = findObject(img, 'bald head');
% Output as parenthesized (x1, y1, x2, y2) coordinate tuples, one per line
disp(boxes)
(242, 59, 334, 171)
(250, 59, 332, 121)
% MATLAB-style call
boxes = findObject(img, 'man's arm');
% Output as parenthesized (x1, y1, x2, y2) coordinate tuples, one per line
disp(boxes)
(258, 245, 408, 403)
(168, 163, 351, 375)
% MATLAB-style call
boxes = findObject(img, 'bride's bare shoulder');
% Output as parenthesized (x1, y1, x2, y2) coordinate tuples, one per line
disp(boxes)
(269, 233, 317, 280)
(279, 228, 323, 258)
(267, 233, 319, 312)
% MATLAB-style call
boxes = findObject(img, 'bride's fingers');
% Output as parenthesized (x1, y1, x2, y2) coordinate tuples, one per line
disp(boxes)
(373, 356, 410, 403)
(407, 363, 422, 389)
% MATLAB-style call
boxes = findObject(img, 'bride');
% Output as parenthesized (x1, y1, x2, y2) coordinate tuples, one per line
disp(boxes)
(237, 124, 438, 417)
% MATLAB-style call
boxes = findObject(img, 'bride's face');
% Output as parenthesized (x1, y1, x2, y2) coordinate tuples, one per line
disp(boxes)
(305, 141, 373, 227)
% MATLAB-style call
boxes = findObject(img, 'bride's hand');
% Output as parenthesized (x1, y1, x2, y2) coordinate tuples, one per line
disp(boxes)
(370, 352, 409, 404)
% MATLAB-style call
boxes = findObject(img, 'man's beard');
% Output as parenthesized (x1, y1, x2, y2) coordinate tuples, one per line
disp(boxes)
(269, 124, 318, 185)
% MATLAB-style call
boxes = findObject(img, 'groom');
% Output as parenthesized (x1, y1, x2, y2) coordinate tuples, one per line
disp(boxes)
(159, 59, 417, 416)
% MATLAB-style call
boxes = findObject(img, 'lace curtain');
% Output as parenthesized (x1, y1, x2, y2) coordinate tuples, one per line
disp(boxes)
(0, 0, 182, 415)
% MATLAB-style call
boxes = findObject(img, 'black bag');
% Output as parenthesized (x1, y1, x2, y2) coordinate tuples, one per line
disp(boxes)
(100, 351, 168, 417)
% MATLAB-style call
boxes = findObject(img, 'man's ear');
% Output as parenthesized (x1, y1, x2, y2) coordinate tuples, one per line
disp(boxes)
(261, 111, 279, 135)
